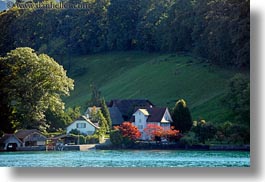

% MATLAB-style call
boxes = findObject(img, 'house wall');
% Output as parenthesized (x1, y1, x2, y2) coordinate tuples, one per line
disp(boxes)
(133, 110, 149, 140)
(133, 108, 173, 140)
(22, 133, 47, 146)
(160, 109, 172, 130)
(133, 110, 148, 131)
(66, 119, 96, 135)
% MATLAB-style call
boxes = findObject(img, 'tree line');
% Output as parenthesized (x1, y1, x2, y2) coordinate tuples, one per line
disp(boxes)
(0, 0, 249, 68)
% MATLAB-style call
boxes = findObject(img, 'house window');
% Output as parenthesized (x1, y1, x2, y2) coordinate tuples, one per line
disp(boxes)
(139, 119, 141, 123)
(138, 125, 143, 129)
(76, 123, 86, 128)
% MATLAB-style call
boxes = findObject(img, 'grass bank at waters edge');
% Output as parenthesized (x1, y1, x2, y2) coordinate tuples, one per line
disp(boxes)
(62, 51, 243, 123)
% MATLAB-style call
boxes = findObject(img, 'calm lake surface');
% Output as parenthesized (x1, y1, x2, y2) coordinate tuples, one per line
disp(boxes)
(0, 150, 250, 167)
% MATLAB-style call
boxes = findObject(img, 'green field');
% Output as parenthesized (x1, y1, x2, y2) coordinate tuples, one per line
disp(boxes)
(63, 51, 240, 123)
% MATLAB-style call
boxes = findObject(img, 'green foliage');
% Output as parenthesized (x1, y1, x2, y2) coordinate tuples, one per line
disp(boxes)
(89, 108, 108, 136)
(96, 110, 108, 136)
(89, 106, 98, 123)
(217, 121, 249, 145)
(192, 119, 217, 144)
(225, 74, 250, 126)
(110, 130, 123, 147)
(45, 106, 80, 132)
(171, 99, 193, 133)
(69, 129, 81, 135)
(69, 133, 99, 144)
(87, 84, 101, 107)
(179, 132, 198, 146)
(107, 0, 140, 50)
(65, 106, 81, 123)
(45, 109, 68, 132)
(86, 135, 99, 144)
(100, 98, 112, 131)
(0, 47, 74, 133)
(0, 0, 249, 68)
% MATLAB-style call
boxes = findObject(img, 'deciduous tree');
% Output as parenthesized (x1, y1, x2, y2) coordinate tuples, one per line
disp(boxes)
(115, 122, 141, 141)
(224, 74, 250, 126)
(144, 124, 164, 141)
(0, 47, 74, 132)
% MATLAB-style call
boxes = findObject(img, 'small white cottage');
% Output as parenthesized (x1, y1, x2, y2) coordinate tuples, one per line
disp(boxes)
(66, 115, 99, 135)
(130, 107, 173, 140)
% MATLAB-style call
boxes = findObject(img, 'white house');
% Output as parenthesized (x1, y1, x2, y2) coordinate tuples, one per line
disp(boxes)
(66, 115, 100, 135)
(130, 107, 173, 140)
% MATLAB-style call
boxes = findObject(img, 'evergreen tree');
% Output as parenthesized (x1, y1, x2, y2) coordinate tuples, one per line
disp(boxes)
(100, 98, 112, 131)
(171, 99, 192, 133)
(96, 110, 108, 136)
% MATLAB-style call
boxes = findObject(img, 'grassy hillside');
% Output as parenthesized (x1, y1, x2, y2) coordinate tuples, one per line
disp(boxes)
(63, 51, 239, 123)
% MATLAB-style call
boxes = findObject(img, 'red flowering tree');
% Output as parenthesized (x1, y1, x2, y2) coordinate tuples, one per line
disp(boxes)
(115, 122, 141, 142)
(144, 124, 164, 141)
(163, 126, 182, 142)
(144, 124, 182, 142)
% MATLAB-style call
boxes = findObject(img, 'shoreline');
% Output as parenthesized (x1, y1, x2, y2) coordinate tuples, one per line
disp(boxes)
(95, 143, 250, 152)
(0, 144, 250, 152)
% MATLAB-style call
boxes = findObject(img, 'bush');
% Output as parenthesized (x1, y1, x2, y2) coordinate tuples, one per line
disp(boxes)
(69, 129, 81, 135)
(86, 135, 99, 144)
(69, 134, 99, 144)
(179, 132, 198, 146)
(217, 122, 250, 145)
(110, 130, 123, 147)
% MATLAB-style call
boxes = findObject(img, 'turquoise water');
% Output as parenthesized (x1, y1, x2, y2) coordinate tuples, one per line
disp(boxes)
(0, 150, 250, 167)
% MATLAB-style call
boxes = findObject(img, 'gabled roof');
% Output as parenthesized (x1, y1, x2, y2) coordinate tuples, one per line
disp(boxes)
(108, 99, 154, 120)
(131, 107, 170, 123)
(0, 134, 22, 144)
(67, 115, 100, 129)
(109, 107, 124, 125)
(15, 129, 43, 140)
(138, 109, 149, 116)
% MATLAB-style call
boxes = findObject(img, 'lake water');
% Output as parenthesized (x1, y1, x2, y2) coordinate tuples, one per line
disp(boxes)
(0, 150, 250, 167)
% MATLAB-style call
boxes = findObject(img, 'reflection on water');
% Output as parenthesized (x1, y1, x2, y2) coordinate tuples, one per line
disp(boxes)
(0, 150, 250, 167)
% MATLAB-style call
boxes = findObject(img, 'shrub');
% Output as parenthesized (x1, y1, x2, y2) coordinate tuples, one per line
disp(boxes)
(69, 129, 81, 135)
(110, 130, 123, 147)
(179, 132, 198, 146)
(86, 135, 99, 144)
